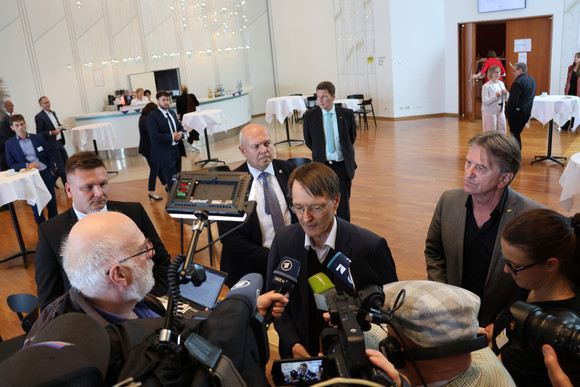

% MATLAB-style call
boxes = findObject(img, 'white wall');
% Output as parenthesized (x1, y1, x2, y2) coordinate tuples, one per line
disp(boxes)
(268, 0, 339, 97)
(443, 0, 568, 115)
(0, 0, 276, 126)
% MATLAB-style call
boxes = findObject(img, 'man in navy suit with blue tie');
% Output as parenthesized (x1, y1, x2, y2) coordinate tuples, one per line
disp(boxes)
(303, 81, 357, 221)
(146, 90, 187, 191)
(5, 114, 58, 224)
(35, 96, 69, 185)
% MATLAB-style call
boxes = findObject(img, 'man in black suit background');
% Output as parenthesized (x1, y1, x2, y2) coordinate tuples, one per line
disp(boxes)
(267, 162, 397, 358)
(146, 90, 187, 191)
(35, 96, 69, 185)
(34, 151, 171, 310)
(506, 62, 536, 149)
(303, 81, 357, 221)
(218, 124, 297, 290)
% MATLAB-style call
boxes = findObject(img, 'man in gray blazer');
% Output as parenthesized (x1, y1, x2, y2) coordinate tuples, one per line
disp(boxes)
(425, 131, 543, 326)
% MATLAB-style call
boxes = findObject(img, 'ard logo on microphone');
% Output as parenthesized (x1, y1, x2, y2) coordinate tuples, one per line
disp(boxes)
(280, 259, 294, 272)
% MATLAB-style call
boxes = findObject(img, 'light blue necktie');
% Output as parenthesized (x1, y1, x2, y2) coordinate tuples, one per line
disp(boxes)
(325, 112, 335, 153)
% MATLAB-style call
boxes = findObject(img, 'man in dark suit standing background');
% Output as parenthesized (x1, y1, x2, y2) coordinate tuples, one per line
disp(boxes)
(218, 124, 297, 290)
(303, 81, 357, 221)
(35, 96, 69, 185)
(506, 62, 536, 149)
(34, 151, 171, 310)
(5, 114, 58, 224)
(146, 90, 186, 191)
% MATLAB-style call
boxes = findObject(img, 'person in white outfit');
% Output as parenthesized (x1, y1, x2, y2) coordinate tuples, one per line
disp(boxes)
(481, 65, 509, 133)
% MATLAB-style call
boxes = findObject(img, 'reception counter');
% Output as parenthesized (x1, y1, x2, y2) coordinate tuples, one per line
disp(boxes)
(70, 90, 251, 156)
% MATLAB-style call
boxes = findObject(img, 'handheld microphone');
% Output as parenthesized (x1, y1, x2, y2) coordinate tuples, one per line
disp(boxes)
(265, 257, 301, 326)
(308, 272, 336, 311)
(326, 252, 354, 291)
(225, 273, 263, 313)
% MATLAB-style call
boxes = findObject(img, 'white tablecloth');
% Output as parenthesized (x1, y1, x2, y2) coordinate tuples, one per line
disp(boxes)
(265, 96, 307, 124)
(71, 122, 116, 151)
(0, 169, 52, 214)
(334, 99, 360, 111)
(559, 152, 580, 211)
(182, 109, 228, 135)
(531, 95, 580, 130)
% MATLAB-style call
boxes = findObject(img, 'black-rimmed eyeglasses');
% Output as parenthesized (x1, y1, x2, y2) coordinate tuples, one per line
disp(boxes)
(502, 254, 538, 275)
(106, 239, 153, 275)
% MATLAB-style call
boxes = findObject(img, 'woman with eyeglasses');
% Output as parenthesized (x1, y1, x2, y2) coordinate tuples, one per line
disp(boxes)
(490, 208, 580, 386)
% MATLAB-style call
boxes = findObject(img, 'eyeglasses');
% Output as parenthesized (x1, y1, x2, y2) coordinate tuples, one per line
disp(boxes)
(106, 239, 153, 275)
(290, 200, 333, 216)
(502, 253, 538, 275)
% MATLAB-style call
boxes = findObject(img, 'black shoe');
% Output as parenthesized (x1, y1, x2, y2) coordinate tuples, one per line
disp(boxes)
(148, 193, 162, 201)
(560, 122, 570, 131)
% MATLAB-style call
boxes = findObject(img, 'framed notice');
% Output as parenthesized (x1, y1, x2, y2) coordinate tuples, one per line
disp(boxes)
(478, 0, 525, 13)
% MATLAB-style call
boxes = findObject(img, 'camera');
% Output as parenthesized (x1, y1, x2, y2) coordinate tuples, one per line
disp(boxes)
(272, 289, 397, 386)
(505, 301, 580, 361)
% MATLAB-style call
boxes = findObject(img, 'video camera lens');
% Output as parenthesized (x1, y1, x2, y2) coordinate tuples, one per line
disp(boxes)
(509, 301, 580, 361)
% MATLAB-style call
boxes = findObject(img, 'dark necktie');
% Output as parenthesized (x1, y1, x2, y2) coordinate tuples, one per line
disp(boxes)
(259, 171, 285, 232)
(166, 112, 176, 132)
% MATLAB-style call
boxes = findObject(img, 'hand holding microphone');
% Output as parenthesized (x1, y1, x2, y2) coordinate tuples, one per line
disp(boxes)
(265, 257, 301, 327)
(258, 291, 289, 319)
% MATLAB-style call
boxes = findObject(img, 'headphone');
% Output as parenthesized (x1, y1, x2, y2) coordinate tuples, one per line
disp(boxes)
(379, 333, 489, 369)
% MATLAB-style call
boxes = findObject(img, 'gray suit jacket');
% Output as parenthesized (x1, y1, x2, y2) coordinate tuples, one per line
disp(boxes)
(425, 187, 544, 325)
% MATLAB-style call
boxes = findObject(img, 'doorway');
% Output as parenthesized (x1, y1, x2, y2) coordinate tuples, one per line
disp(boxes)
(458, 16, 553, 122)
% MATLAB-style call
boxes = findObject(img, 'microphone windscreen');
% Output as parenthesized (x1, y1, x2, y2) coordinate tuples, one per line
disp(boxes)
(308, 272, 335, 294)
(226, 273, 263, 312)
(272, 257, 301, 290)
(326, 252, 354, 291)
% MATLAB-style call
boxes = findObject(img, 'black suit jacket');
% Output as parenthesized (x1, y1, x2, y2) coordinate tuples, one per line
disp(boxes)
(35, 109, 66, 147)
(267, 217, 398, 358)
(35, 201, 171, 310)
(0, 114, 12, 170)
(303, 106, 357, 179)
(506, 73, 536, 116)
(146, 108, 187, 163)
(218, 159, 297, 289)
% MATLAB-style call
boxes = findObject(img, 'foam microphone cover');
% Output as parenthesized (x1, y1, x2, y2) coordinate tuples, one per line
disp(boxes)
(226, 272, 263, 312)
(272, 257, 301, 291)
(326, 252, 354, 291)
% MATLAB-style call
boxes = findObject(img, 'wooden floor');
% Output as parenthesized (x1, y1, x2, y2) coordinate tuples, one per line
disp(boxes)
(1, 116, 579, 342)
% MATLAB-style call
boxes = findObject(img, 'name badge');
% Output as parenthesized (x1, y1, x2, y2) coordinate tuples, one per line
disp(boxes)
(37, 146, 44, 152)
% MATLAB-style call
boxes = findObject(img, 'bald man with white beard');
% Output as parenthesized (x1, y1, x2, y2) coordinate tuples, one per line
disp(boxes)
(26, 211, 166, 342)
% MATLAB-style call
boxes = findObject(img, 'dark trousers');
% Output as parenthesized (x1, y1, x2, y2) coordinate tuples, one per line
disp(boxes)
(49, 142, 69, 184)
(144, 156, 167, 191)
(32, 169, 58, 225)
(160, 145, 182, 191)
(187, 130, 200, 143)
(507, 109, 531, 149)
(326, 161, 351, 222)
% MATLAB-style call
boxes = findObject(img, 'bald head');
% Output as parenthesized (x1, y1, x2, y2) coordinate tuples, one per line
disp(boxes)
(62, 212, 146, 298)
(239, 124, 274, 171)
(4, 100, 14, 114)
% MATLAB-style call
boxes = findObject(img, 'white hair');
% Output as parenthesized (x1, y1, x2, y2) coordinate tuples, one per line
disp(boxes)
(61, 234, 126, 299)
